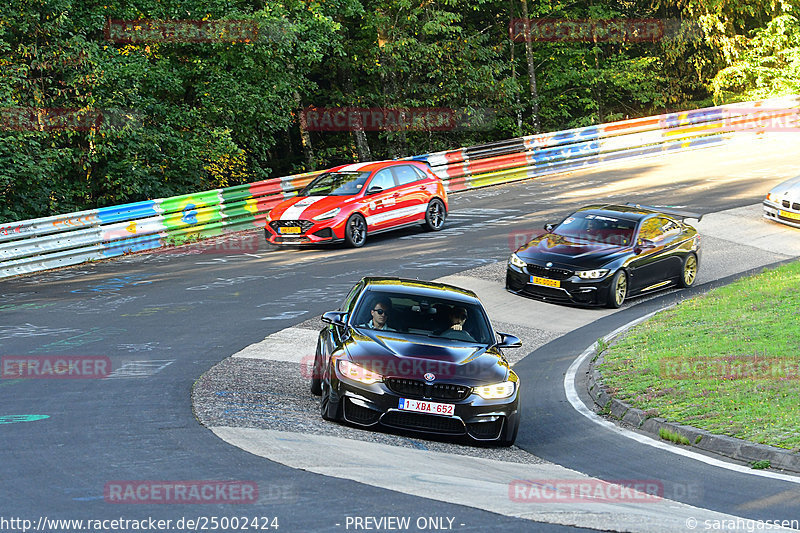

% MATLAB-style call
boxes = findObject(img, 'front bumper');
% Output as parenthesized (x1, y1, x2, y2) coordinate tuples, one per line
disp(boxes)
(264, 218, 343, 245)
(334, 375, 519, 442)
(505, 264, 614, 306)
(763, 200, 800, 229)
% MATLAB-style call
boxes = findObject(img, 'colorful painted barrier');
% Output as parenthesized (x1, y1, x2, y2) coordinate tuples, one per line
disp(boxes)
(1, 95, 798, 280)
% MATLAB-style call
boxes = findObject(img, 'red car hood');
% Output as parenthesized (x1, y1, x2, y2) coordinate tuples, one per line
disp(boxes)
(270, 195, 356, 220)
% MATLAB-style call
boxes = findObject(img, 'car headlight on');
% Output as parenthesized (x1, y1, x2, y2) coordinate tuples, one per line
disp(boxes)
(508, 253, 526, 268)
(576, 269, 609, 280)
(314, 208, 341, 221)
(474, 381, 516, 400)
(338, 359, 382, 384)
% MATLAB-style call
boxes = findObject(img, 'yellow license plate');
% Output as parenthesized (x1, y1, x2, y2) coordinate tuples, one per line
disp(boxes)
(531, 276, 560, 288)
(279, 226, 302, 234)
(779, 209, 800, 221)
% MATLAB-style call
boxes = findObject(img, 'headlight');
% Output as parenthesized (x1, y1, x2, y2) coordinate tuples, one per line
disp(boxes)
(314, 208, 341, 221)
(265, 212, 272, 223)
(576, 269, 609, 280)
(474, 381, 516, 400)
(508, 253, 526, 268)
(337, 359, 382, 384)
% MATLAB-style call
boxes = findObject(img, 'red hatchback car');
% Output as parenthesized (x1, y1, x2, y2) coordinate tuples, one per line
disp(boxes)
(265, 160, 448, 247)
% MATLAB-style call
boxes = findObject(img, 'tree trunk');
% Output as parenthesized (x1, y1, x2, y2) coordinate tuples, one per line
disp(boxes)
(520, 0, 541, 133)
(343, 72, 372, 161)
(293, 90, 316, 170)
(509, 0, 523, 136)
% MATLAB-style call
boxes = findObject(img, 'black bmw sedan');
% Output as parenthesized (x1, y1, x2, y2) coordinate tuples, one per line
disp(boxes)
(506, 204, 702, 308)
(310, 277, 522, 446)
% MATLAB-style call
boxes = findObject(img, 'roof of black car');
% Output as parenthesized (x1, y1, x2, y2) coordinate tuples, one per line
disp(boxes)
(576, 204, 660, 221)
(360, 277, 480, 302)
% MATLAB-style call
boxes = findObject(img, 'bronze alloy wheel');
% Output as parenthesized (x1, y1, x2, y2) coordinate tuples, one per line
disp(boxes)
(607, 270, 627, 308)
(680, 253, 698, 288)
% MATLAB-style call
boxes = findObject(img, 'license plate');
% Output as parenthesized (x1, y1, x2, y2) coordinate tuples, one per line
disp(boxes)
(279, 226, 302, 234)
(779, 209, 800, 221)
(398, 398, 455, 416)
(530, 276, 560, 288)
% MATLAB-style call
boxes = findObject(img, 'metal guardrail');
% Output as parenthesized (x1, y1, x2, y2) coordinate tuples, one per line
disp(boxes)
(2, 95, 798, 280)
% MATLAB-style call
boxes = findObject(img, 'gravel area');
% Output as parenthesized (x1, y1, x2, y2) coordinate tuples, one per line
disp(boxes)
(193, 357, 547, 464)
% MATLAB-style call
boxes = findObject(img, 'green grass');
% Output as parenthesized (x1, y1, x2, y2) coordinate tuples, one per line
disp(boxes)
(659, 427, 691, 445)
(599, 260, 800, 450)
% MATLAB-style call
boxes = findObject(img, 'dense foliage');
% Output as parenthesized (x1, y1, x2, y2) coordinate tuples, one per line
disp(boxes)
(1, 0, 798, 222)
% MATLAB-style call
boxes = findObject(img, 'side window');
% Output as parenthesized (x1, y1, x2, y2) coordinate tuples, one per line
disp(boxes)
(411, 165, 430, 181)
(392, 165, 421, 186)
(637, 218, 665, 242)
(660, 217, 681, 238)
(368, 169, 396, 192)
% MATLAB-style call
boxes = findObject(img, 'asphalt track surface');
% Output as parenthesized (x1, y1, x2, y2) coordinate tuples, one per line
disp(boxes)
(1, 136, 800, 532)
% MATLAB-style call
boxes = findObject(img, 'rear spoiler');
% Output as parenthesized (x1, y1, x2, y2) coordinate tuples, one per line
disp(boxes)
(625, 203, 704, 222)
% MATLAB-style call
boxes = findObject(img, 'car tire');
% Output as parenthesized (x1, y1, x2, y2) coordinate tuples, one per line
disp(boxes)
(678, 253, 698, 288)
(344, 214, 367, 248)
(320, 378, 342, 421)
(310, 341, 323, 396)
(497, 413, 519, 447)
(423, 199, 446, 231)
(606, 270, 627, 309)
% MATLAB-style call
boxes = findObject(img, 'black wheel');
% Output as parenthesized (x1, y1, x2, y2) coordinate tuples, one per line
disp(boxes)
(423, 199, 446, 231)
(678, 253, 698, 288)
(606, 270, 627, 309)
(310, 341, 323, 396)
(344, 214, 367, 248)
(497, 413, 519, 447)
(320, 377, 342, 421)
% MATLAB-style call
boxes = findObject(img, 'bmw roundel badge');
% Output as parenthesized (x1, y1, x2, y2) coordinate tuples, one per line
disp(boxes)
(423, 372, 435, 382)
(546, 262, 553, 268)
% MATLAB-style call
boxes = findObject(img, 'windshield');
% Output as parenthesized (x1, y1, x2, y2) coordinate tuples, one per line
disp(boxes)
(553, 212, 636, 246)
(300, 171, 370, 196)
(352, 290, 493, 345)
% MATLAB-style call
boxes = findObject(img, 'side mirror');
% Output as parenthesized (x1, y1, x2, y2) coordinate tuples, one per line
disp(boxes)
(544, 223, 556, 232)
(321, 311, 348, 327)
(496, 332, 522, 349)
(366, 186, 383, 195)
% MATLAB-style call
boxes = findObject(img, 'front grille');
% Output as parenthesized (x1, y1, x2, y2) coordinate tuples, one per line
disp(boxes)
(466, 419, 503, 439)
(343, 398, 380, 425)
(525, 263, 572, 280)
(269, 220, 315, 234)
(795, 202, 800, 211)
(381, 411, 465, 434)
(274, 236, 310, 243)
(523, 285, 571, 301)
(386, 378, 471, 401)
(783, 200, 790, 208)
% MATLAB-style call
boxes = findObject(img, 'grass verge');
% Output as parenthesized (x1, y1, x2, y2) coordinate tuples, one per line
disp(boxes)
(599, 260, 800, 450)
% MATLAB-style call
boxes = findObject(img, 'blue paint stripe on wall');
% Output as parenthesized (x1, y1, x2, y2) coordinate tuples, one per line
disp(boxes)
(97, 201, 158, 224)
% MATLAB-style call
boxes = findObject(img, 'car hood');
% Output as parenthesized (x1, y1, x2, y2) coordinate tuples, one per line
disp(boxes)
(768, 175, 800, 202)
(345, 328, 509, 386)
(516, 234, 630, 269)
(270, 195, 356, 220)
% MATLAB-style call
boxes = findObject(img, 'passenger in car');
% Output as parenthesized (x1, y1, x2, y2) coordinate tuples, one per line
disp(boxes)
(439, 306, 476, 341)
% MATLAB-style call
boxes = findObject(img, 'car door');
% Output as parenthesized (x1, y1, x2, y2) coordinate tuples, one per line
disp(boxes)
(627, 217, 682, 292)
(363, 168, 399, 231)
(389, 164, 430, 225)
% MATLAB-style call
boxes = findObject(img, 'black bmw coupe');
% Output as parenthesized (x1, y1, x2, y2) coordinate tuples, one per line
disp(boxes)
(311, 277, 522, 446)
(506, 204, 702, 308)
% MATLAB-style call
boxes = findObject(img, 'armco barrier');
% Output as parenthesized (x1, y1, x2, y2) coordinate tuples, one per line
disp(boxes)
(1, 95, 798, 280)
